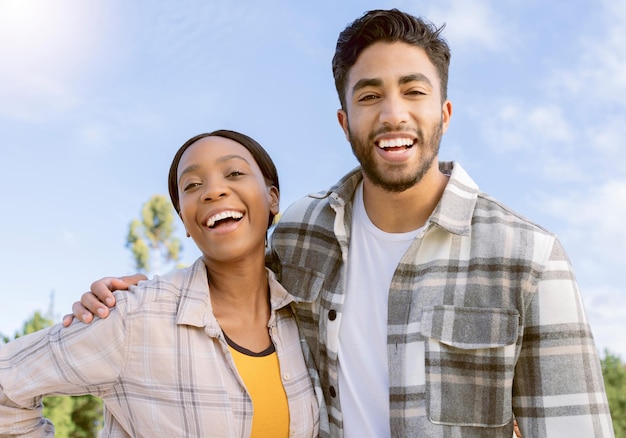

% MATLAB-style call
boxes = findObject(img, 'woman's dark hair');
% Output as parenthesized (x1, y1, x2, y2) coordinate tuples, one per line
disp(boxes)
(332, 9, 451, 109)
(168, 129, 280, 228)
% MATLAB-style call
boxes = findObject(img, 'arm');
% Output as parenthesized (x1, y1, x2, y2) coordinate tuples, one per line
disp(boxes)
(62, 274, 146, 326)
(513, 238, 614, 437)
(0, 310, 126, 435)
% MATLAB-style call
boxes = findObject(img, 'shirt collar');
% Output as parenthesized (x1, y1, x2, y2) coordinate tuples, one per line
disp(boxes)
(430, 161, 478, 236)
(314, 161, 478, 237)
(175, 258, 296, 332)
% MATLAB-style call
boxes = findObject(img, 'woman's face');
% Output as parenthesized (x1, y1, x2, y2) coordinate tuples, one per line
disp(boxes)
(176, 136, 279, 265)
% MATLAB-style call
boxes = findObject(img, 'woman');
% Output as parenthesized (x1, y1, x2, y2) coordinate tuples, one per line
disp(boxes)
(0, 130, 324, 437)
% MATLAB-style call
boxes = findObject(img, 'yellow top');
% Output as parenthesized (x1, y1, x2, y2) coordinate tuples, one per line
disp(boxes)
(227, 338, 289, 437)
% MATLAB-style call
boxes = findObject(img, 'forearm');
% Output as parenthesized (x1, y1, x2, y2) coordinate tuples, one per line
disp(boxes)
(0, 391, 54, 437)
(0, 328, 55, 436)
(0, 312, 126, 435)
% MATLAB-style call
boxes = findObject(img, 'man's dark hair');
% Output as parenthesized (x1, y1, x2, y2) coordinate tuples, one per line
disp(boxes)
(332, 8, 450, 109)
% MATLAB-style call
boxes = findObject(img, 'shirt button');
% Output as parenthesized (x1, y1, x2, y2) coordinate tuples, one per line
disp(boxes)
(328, 309, 337, 320)
(329, 385, 337, 397)
(283, 373, 291, 381)
(271, 327, 278, 335)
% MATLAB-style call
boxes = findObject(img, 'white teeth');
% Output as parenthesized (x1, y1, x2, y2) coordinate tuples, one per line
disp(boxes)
(378, 138, 414, 148)
(205, 210, 243, 228)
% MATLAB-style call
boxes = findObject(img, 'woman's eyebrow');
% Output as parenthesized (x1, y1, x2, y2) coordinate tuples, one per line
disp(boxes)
(179, 155, 251, 179)
(216, 154, 251, 166)
(179, 163, 200, 179)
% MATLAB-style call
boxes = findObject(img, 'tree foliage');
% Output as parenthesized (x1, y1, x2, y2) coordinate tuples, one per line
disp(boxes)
(602, 350, 626, 437)
(126, 194, 181, 273)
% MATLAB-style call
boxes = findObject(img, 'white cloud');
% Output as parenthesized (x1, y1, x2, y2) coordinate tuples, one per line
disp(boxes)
(583, 284, 626, 359)
(541, 179, 626, 275)
(549, 0, 626, 108)
(583, 115, 626, 175)
(416, 0, 512, 52)
(0, 71, 78, 121)
(480, 100, 574, 152)
(538, 178, 626, 358)
(466, 1, 626, 185)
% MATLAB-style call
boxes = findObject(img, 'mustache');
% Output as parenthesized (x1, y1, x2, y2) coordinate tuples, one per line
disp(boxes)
(368, 125, 421, 142)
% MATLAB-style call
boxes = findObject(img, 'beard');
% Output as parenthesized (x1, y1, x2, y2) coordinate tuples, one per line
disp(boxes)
(348, 120, 443, 193)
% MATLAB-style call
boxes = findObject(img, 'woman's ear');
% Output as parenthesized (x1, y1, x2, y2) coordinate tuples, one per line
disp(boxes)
(179, 212, 191, 237)
(268, 185, 280, 216)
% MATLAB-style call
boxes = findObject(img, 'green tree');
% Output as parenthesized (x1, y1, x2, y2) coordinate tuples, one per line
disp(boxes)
(6, 310, 104, 437)
(126, 194, 181, 273)
(70, 395, 104, 438)
(602, 350, 626, 437)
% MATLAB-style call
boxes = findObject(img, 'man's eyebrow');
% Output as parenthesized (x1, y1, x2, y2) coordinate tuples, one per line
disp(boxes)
(399, 73, 433, 87)
(351, 78, 383, 96)
(351, 73, 433, 96)
(178, 154, 251, 179)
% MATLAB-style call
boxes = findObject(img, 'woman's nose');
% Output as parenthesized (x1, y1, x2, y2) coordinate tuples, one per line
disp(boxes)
(200, 180, 229, 201)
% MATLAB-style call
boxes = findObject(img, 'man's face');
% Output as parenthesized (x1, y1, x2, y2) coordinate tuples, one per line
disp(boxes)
(337, 41, 451, 192)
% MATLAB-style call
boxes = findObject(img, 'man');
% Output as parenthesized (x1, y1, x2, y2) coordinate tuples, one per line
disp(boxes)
(69, 9, 613, 437)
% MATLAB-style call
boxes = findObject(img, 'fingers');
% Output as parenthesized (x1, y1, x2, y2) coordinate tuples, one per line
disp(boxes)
(90, 277, 118, 308)
(72, 298, 101, 323)
(62, 313, 74, 327)
(119, 273, 148, 286)
(89, 274, 146, 308)
(66, 274, 147, 327)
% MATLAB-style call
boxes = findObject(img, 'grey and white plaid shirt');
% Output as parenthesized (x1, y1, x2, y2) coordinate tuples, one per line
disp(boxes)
(270, 162, 614, 437)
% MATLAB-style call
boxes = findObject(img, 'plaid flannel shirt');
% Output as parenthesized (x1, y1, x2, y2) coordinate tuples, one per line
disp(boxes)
(269, 162, 614, 437)
(0, 259, 325, 437)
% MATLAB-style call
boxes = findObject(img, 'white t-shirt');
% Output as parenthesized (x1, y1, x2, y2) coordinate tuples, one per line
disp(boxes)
(338, 182, 422, 437)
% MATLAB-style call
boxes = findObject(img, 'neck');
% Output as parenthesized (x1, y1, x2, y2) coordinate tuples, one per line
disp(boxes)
(204, 256, 269, 311)
(361, 164, 448, 233)
(205, 256, 272, 352)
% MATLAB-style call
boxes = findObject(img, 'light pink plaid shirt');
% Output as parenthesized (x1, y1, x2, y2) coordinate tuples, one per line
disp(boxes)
(0, 260, 324, 437)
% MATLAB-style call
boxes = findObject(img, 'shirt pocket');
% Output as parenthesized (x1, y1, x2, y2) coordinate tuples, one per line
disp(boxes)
(420, 305, 519, 428)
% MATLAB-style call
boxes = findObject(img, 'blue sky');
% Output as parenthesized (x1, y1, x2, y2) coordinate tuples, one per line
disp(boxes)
(1, 0, 625, 359)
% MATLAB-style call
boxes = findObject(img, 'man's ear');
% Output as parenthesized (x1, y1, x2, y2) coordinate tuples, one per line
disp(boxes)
(337, 109, 350, 142)
(441, 100, 452, 134)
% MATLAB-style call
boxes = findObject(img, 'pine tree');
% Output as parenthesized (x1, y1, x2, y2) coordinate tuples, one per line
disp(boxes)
(126, 194, 181, 274)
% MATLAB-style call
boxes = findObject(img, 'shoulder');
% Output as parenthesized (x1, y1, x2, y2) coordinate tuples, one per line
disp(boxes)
(278, 189, 333, 226)
(277, 167, 362, 228)
(469, 191, 561, 267)
(447, 162, 559, 261)
(475, 191, 553, 236)
(117, 260, 205, 312)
